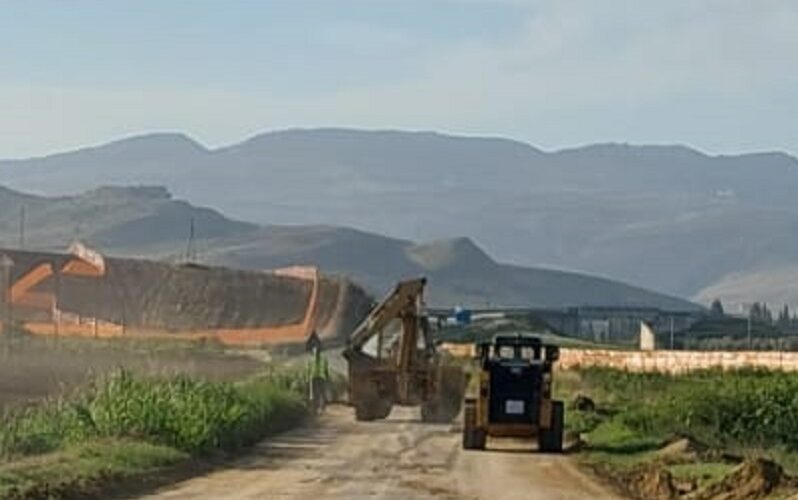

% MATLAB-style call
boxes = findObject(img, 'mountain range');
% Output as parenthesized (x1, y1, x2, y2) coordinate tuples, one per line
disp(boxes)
(2, 128, 796, 309)
(0, 185, 696, 311)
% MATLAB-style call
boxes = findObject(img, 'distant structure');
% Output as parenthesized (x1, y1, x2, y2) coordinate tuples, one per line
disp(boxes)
(428, 305, 702, 345)
(535, 306, 699, 344)
(639, 321, 657, 351)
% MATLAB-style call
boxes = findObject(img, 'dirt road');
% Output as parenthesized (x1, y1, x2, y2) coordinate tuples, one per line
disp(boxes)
(138, 406, 620, 500)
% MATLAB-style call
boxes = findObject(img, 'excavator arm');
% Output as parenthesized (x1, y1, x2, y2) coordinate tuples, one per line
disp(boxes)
(343, 277, 463, 423)
(346, 277, 427, 354)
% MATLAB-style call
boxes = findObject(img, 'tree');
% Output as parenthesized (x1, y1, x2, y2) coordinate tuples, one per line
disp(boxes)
(710, 299, 725, 317)
(763, 303, 774, 324)
(749, 302, 774, 324)
(779, 304, 791, 327)
(750, 302, 762, 322)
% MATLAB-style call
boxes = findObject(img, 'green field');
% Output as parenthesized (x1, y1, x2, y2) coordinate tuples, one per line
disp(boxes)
(558, 368, 798, 498)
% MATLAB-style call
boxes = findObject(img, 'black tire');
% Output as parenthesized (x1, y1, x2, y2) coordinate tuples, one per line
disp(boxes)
(470, 428, 487, 450)
(462, 402, 486, 450)
(538, 401, 564, 453)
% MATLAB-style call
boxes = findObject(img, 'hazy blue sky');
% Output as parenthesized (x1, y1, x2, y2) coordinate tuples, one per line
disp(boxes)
(1, 0, 796, 157)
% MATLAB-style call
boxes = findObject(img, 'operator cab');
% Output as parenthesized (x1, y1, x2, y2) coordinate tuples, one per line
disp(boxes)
(475, 334, 559, 426)
(476, 333, 559, 368)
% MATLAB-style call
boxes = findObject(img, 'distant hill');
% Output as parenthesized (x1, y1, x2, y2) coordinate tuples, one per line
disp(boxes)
(695, 265, 798, 314)
(3, 128, 796, 303)
(0, 185, 255, 251)
(0, 184, 698, 311)
(197, 228, 698, 310)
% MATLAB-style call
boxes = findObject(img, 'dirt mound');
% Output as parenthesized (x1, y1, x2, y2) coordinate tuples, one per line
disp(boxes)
(0, 249, 372, 343)
(688, 458, 785, 500)
(655, 438, 707, 462)
(629, 467, 678, 500)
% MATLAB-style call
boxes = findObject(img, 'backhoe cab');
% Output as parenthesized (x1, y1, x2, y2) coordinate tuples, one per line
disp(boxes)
(463, 334, 564, 452)
(343, 278, 464, 422)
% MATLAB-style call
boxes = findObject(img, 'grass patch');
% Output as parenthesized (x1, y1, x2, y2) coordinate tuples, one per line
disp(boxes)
(0, 439, 186, 499)
(562, 368, 798, 452)
(667, 462, 733, 487)
(587, 420, 663, 454)
(0, 369, 309, 498)
(578, 420, 664, 472)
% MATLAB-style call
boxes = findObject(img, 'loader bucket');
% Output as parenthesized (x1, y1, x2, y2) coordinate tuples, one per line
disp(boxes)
(345, 349, 396, 421)
(422, 364, 466, 423)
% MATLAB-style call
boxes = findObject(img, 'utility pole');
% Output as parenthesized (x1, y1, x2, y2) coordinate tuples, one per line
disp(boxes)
(1, 255, 14, 334)
(94, 277, 100, 338)
(740, 303, 754, 350)
(669, 316, 675, 350)
(54, 269, 60, 336)
(185, 217, 196, 263)
(19, 206, 25, 249)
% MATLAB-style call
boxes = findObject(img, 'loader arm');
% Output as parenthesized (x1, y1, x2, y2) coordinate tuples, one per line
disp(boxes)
(346, 277, 427, 354)
(343, 277, 464, 423)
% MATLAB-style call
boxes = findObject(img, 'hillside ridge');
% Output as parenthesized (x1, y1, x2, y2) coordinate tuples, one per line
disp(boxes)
(0, 183, 698, 311)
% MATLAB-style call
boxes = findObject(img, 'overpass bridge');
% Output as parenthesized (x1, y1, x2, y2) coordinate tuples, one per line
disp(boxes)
(428, 305, 703, 344)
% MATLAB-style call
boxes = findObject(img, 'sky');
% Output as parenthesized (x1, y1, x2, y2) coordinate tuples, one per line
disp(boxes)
(0, 0, 796, 158)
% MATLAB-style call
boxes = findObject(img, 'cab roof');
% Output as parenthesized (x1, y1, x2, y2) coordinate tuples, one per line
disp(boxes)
(489, 332, 546, 347)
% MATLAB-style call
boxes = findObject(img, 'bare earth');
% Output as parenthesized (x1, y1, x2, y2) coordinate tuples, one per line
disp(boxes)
(138, 406, 620, 500)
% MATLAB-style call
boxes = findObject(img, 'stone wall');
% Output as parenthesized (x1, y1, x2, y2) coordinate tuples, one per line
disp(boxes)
(559, 348, 798, 373)
(440, 342, 798, 373)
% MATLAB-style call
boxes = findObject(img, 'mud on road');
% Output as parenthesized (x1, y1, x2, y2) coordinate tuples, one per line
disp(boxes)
(138, 406, 619, 500)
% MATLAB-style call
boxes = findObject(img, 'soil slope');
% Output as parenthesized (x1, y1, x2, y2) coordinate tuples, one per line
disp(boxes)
(0, 248, 371, 342)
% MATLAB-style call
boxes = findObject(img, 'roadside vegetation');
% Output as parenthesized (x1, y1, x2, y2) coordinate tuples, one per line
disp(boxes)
(0, 332, 263, 412)
(0, 353, 312, 499)
(674, 300, 798, 351)
(558, 368, 798, 499)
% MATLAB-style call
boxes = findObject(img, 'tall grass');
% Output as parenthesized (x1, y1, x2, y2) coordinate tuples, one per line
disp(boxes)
(572, 368, 798, 451)
(0, 369, 307, 461)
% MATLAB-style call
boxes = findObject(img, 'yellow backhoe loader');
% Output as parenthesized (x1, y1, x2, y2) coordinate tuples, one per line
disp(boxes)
(343, 277, 464, 422)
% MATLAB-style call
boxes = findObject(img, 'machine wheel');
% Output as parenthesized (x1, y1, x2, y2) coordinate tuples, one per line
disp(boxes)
(423, 397, 463, 423)
(354, 398, 392, 421)
(538, 401, 564, 453)
(421, 400, 441, 423)
(354, 403, 377, 421)
(462, 401, 486, 450)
